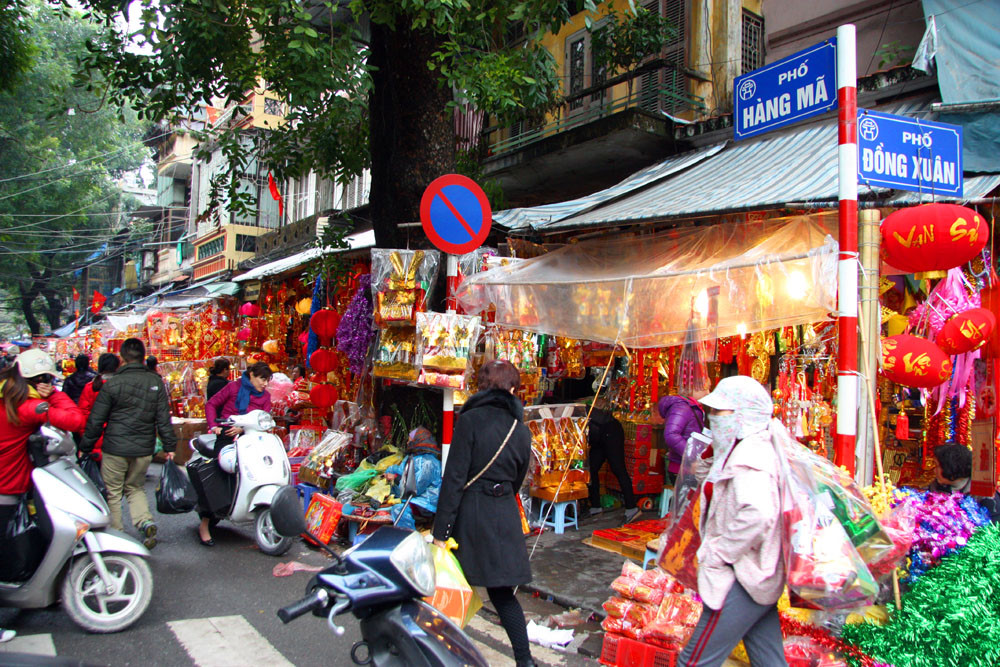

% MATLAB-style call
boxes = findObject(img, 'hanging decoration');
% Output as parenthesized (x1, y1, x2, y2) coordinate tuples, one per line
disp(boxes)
(880, 335, 951, 388)
(239, 302, 261, 317)
(337, 274, 375, 376)
(936, 307, 996, 355)
(880, 203, 988, 273)
(310, 309, 341, 345)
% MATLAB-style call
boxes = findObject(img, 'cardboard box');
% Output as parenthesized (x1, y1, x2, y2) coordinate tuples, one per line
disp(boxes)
(171, 418, 207, 465)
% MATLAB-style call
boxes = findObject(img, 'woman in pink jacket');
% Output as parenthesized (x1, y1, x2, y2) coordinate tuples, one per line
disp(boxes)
(679, 376, 786, 667)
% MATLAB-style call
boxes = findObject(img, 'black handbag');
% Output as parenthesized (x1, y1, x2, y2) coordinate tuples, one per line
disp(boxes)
(0, 495, 45, 582)
(78, 453, 107, 499)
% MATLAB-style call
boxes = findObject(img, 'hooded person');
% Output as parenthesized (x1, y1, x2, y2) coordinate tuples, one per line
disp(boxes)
(385, 426, 442, 531)
(678, 375, 787, 667)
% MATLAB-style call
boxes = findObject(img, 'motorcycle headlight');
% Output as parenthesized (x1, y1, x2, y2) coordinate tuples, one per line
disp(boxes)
(389, 531, 436, 598)
(257, 412, 276, 431)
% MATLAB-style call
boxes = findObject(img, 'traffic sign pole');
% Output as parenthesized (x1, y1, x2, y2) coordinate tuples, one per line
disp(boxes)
(441, 253, 458, 469)
(835, 23, 859, 476)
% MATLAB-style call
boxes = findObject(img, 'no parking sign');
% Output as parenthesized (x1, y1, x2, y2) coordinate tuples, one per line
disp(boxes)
(420, 174, 492, 255)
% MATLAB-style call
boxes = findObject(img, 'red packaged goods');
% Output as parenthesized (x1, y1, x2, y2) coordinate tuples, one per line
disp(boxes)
(638, 566, 671, 590)
(603, 596, 630, 618)
(621, 560, 644, 579)
(642, 594, 702, 647)
(304, 493, 342, 545)
(601, 616, 643, 640)
(610, 576, 664, 605)
(623, 601, 657, 626)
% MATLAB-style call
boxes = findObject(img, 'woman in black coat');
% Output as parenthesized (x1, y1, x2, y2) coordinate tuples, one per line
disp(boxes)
(433, 360, 536, 667)
(206, 358, 231, 401)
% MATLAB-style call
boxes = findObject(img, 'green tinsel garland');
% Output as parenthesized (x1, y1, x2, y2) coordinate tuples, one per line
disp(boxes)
(841, 522, 1000, 667)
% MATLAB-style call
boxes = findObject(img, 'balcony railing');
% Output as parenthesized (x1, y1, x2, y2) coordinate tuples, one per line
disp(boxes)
(483, 59, 706, 157)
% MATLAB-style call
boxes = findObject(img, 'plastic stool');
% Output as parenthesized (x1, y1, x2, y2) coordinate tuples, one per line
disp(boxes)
(659, 488, 673, 518)
(539, 499, 579, 534)
(296, 483, 321, 515)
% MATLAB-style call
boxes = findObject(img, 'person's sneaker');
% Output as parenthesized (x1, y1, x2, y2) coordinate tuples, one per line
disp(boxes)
(0, 629, 16, 643)
(624, 507, 641, 524)
(589, 507, 604, 516)
(139, 520, 157, 550)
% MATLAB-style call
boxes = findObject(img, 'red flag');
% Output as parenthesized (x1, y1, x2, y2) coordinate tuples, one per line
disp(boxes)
(90, 290, 106, 314)
(72, 287, 80, 301)
(268, 171, 284, 220)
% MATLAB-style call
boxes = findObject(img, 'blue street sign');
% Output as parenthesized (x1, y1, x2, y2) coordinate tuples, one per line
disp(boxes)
(734, 38, 837, 140)
(856, 109, 963, 197)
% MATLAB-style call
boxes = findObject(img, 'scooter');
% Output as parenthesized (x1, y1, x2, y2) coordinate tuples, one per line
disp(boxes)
(0, 425, 153, 633)
(271, 461, 489, 667)
(189, 409, 293, 556)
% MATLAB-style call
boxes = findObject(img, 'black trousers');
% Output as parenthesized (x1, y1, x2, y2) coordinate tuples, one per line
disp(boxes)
(196, 433, 234, 520)
(487, 586, 532, 664)
(588, 442, 637, 510)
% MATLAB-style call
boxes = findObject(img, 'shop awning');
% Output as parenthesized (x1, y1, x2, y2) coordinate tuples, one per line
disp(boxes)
(457, 215, 837, 348)
(533, 102, 999, 232)
(493, 144, 725, 231)
(234, 229, 376, 282)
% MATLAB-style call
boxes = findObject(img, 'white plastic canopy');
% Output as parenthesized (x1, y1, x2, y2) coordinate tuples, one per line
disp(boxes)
(456, 216, 838, 348)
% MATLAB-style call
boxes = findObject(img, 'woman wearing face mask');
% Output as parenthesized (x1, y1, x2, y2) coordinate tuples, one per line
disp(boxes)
(678, 375, 787, 667)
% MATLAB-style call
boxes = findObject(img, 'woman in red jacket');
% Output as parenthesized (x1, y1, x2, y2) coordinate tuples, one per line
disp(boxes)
(76, 353, 121, 462)
(0, 349, 87, 527)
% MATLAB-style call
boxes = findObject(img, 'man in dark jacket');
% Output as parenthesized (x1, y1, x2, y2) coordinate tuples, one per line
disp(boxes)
(80, 338, 176, 548)
(587, 399, 640, 524)
(62, 353, 97, 403)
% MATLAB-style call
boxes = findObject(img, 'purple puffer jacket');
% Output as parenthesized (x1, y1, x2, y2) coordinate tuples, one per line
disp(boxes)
(206, 378, 272, 428)
(657, 395, 706, 474)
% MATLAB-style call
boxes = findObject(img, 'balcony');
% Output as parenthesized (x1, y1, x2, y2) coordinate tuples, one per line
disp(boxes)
(481, 59, 707, 207)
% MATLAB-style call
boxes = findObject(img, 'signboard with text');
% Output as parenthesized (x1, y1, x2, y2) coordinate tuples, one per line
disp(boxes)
(734, 38, 837, 140)
(856, 109, 963, 196)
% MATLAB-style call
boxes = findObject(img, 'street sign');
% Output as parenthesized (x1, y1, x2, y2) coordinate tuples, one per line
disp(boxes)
(857, 109, 963, 196)
(419, 174, 492, 255)
(734, 38, 837, 140)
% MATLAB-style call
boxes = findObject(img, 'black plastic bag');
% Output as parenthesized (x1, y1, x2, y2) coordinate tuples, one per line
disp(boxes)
(78, 453, 107, 499)
(156, 461, 198, 514)
(0, 495, 45, 582)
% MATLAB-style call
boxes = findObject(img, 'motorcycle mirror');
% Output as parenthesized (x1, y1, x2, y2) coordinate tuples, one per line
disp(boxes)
(401, 458, 418, 500)
(270, 486, 309, 538)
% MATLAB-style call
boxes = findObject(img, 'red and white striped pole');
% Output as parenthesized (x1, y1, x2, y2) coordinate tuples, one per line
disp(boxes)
(834, 23, 859, 475)
(441, 253, 458, 468)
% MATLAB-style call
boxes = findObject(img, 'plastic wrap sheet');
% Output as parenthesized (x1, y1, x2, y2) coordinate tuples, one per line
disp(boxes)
(456, 216, 837, 348)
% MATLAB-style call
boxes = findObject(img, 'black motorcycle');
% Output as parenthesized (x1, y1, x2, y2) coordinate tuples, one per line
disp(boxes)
(271, 463, 488, 667)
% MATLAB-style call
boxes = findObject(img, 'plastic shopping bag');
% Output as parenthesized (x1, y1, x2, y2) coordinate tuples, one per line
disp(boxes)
(0, 495, 45, 582)
(425, 541, 482, 629)
(156, 460, 198, 514)
(657, 487, 701, 591)
(78, 453, 107, 499)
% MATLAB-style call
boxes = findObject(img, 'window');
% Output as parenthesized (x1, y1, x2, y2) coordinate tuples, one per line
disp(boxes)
(639, 0, 688, 115)
(568, 36, 586, 111)
(263, 96, 283, 116)
(197, 236, 225, 261)
(742, 10, 764, 74)
(235, 234, 257, 253)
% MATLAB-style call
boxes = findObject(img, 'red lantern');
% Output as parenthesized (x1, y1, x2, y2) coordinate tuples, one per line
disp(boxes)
(310, 383, 339, 409)
(935, 307, 997, 355)
(236, 327, 251, 341)
(881, 204, 988, 273)
(881, 335, 952, 388)
(310, 348, 337, 374)
(310, 309, 341, 342)
(239, 302, 261, 317)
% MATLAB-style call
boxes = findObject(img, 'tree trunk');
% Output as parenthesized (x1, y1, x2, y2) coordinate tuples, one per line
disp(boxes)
(17, 279, 43, 336)
(368, 20, 455, 249)
(41, 286, 64, 331)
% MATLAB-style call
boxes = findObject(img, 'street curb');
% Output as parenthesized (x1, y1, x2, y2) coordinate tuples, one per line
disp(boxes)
(521, 581, 607, 620)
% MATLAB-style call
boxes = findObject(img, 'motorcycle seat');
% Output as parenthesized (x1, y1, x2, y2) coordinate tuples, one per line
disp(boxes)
(193, 433, 218, 458)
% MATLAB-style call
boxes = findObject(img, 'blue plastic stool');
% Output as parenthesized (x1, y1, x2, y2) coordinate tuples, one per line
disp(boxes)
(539, 499, 579, 534)
(658, 488, 674, 518)
(295, 483, 321, 515)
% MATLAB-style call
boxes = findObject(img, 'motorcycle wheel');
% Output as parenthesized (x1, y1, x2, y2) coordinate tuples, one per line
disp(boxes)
(255, 507, 292, 556)
(61, 553, 153, 633)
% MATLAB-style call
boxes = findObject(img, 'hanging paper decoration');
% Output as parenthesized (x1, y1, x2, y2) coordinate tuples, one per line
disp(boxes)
(309, 384, 339, 409)
(236, 327, 251, 341)
(295, 298, 312, 315)
(881, 335, 951, 388)
(936, 307, 996, 355)
(239, 302, 261, 317)
(310, 308, 341, 343)
(309, 348, 337, 374)
(881, 203, 988, 273)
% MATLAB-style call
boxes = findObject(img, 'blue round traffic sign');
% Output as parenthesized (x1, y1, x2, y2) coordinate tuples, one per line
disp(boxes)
(420, 174, 492, 255)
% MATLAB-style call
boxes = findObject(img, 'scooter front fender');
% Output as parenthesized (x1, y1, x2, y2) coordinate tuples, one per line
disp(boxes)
(74, 529, 151, 558)
(358, 600, 488, 667)
(247, 484, 280, 512)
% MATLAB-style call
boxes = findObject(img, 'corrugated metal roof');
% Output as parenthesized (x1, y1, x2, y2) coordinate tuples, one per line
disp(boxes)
(543, 101, 999, 231)
(234, 229, 376, 282)
(493, 143, 726, 231)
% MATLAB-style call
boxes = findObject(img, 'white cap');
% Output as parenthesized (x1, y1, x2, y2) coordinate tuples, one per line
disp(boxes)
(15, 349, 58, 378)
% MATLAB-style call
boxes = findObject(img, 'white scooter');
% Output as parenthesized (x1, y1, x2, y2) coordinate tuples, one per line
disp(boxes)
(189, 409, 293, 556)
(0, 425, 153, 633)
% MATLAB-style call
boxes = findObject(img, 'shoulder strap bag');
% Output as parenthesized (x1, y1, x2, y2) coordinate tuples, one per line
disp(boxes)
(464, 420, 518, 491)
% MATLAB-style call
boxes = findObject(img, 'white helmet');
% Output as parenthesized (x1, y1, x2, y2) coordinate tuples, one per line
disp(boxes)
(218, 444, 238, 474)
